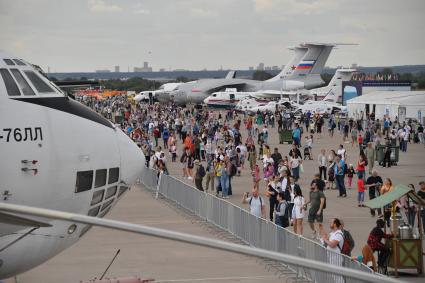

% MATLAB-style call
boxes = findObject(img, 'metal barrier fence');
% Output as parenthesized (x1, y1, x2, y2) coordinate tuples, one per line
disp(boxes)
(140, 168, 377, 283)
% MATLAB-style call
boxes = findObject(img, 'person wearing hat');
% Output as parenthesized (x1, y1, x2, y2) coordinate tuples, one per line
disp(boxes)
(364, 142, 376, 174)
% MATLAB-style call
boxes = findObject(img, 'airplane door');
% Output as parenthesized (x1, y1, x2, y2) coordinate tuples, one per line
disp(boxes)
(229, 93, 235, 102)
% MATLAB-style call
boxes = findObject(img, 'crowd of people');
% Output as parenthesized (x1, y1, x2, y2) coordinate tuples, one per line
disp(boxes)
(77, 94, 425, 272)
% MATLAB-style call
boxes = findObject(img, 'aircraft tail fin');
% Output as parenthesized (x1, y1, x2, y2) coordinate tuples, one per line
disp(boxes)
(267, 46, 307, 82)
(290, 43, 336, 77)
(321, 69, 356, 103)
(225, 71, 237, 79)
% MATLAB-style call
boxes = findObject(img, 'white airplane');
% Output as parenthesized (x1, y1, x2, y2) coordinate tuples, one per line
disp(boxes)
(134, 82, 182, 102)
(0, 53, 145, 279)
(234, 98, 268, 112)
(308, 68, 356, 102)
(249, 98, 299, 113)
(293, 68, 355, 115)
(295, 100, 347, 115)
(203, 88, 271, 109)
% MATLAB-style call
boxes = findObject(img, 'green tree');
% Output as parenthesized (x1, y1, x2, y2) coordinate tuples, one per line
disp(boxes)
(175, 76, 192, 83)
(381, 67, 393, 76)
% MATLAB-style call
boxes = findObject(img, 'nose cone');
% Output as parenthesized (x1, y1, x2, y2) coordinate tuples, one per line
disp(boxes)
(116, 129, 145, 185)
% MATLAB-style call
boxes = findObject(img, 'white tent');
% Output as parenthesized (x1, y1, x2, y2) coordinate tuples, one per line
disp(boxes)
(346, 91, 425, 123)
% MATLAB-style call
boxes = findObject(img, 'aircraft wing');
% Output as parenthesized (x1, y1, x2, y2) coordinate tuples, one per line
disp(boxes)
(0, 211, 52, 227)
(206, 83, 248, 94)
(0, 202, 394, 283)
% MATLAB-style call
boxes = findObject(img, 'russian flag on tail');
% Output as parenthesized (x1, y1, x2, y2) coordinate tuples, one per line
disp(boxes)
(296, 60, 315, 70)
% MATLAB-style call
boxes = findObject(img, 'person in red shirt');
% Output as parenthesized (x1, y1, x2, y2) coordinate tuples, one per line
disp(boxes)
(356, 152, 367, 180)
(357, 178, 365, 207)
(357, 134, 363, 148)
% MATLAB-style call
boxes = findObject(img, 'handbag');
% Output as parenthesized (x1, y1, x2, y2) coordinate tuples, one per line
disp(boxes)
(299, 164, 304, 173)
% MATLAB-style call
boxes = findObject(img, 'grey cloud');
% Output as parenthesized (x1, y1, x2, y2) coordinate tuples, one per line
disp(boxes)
(0, 0, 424, 72)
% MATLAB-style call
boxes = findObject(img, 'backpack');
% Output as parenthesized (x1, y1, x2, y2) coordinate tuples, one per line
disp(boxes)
(249, 196, 263, 206)
(337, 230, 355, 256)
(229, 163, 237, 177)
(198, 165, 206, 178)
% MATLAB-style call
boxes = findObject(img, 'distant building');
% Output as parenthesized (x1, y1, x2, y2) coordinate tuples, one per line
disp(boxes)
(249, 66, 254, 71)
(134, 61, 153, 72)
(272, 66, 279, 71)
(257, 63, 265, 71)
(159, 68, 166, 72)
(265, 66, 271, 71)
(95, 69, 111, 73)
(351, 63, 358, 69)
(114, 66, 120, 72)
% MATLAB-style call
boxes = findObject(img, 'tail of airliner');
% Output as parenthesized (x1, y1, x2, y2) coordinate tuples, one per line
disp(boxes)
(290, 43, 335, 77)
(313, 69, 356, 103)
(267, 46, 307, 82)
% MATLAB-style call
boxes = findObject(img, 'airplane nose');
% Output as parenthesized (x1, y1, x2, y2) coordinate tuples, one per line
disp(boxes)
(115, 129, 145, 186)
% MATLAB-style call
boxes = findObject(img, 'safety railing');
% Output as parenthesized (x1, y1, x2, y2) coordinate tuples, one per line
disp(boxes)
(140, 168, 377, 283)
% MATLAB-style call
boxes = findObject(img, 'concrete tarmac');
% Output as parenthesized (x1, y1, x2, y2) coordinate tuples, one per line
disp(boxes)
(9, 115, 425, 282)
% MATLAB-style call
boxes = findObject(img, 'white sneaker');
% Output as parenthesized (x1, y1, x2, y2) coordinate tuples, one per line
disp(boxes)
(188, 176, 193, 180)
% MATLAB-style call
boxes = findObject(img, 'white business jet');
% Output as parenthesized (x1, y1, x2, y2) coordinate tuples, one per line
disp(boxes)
(0, 53, 145, 279)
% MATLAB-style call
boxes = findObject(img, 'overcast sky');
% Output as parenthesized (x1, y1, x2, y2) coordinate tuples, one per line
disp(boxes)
(1, 0, 424, 72)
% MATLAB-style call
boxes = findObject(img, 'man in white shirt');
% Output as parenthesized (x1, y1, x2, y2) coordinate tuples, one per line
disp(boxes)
(321, 218, 345, 282)
(242, 189, 265, 218)
(322, 218, 344, 254)
(337, 144, 346, 161)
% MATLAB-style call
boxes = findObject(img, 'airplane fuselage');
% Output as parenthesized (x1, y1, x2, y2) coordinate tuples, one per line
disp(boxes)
(0, 55, 145, 279)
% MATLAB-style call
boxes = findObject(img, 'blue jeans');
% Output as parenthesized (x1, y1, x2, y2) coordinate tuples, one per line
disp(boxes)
(336, 175, 346, 196)
(401, 140, 407, 152)
(220, 173, 229, 197)
(292, 166, 300, 181)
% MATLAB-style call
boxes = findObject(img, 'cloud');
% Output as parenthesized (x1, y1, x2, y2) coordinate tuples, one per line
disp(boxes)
(190, 7, 216, 18)
(134, 9, 150, 15)
(253, 0, 339, 16)
(88, 0, 122, 13)
(13, 40, 26, 50)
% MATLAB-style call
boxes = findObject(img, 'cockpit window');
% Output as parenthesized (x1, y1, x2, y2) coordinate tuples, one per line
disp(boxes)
(10, 69, 35, 96)
(3, 59, 15, 66)
(13, 59, 26, 66)
(23, 71, 55, 93)
(0, 68, 21, 96)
